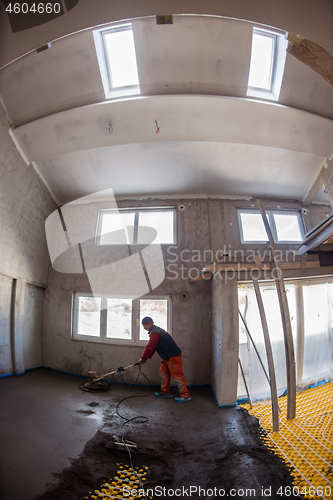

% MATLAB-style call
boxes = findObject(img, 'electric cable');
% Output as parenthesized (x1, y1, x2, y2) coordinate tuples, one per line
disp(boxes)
(114, 364, 153, 500)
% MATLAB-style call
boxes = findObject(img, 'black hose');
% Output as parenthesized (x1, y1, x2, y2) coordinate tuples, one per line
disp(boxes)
(115, 364, 152, 500)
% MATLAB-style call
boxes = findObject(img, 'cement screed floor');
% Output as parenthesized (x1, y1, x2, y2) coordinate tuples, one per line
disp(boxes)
(0, 369, 300, 500)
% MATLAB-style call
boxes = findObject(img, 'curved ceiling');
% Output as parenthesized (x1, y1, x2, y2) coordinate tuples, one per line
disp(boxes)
(1, 14, 333, 205)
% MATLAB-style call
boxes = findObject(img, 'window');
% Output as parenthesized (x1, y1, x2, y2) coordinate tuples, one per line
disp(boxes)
(247, 28, 288, 101)
(73, 292, 171, 344)
(238, 209, 303, 243)
(248, 31, 276, 91)
(93, 24, 140, 99)
(96, 208, 176, 245)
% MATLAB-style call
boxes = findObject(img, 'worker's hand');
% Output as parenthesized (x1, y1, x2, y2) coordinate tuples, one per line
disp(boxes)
(138, 358, 146, 364)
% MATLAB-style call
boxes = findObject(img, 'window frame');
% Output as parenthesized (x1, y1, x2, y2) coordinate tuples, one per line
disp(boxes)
(238, 208, 304, 244)
(247, 27, 288, 101)
(248, 29, 277, 92)
(93, 23, 140, 99)
(72, 291, 172, 346)
(95, 207, 177, 246)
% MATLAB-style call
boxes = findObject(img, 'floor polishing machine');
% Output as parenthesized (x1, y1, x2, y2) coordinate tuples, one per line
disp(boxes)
(79, 363, 141, 392)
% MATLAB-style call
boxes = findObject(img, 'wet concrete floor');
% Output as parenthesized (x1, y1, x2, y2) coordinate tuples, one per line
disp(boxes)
(0, 368, 298, 500)
(0, 369, 111, 500)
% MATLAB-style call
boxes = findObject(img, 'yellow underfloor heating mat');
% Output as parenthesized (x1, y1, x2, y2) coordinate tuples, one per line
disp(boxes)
(84, 463, 151, 500)
(242, 382, 333, 500)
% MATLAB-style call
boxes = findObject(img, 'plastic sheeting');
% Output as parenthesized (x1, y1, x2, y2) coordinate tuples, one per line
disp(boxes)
(237, 282, 333, 402)
(302, 283, 333, 386)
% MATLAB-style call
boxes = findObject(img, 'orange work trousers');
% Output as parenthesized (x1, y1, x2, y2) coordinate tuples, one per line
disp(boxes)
(159, 354, 189, 398)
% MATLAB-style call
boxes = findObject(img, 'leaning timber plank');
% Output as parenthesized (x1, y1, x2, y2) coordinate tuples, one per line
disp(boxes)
(257, 198, 296, 420)
(238, 358, 252, 409)
(287, 35, 333, 87)
(253, 279, 279, 432)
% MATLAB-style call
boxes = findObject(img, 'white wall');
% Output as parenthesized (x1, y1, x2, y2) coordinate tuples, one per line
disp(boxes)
(1, 0, 333, 68)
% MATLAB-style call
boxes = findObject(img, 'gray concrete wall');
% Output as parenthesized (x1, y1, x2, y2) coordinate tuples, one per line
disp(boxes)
(0, 103, 57, 375)
(0, 275, 13, 375)
(23, 284, 44, 370)
(42, 198, 213, 386)
(211, 275, 239, 406)
(41, 195, 332, 391)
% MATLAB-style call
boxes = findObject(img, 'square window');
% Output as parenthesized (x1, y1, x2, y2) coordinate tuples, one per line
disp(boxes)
(99, 211, 135, 245)
(137, 211, 175, 244)
(273, 213, 303, 242)
(97, 208, 176, 245)
(239, 212, 269, 242)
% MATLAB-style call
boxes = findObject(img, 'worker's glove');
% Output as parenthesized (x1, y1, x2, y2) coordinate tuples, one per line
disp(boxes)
(139, 358, 146, 364)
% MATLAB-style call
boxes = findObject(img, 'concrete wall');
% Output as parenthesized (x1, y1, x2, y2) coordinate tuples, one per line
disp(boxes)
(0, 275, 13, 375)
(211, 275, 239, 406)
(41, 195, 333, 390)
(23, 284, 44, 370)
(0, 102, 57, 375)
(42, 198, 213, 386)
(1, 99, 330, 385)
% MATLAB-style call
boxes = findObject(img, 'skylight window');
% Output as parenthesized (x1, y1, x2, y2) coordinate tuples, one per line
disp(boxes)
(248, 31, 276, 91)
(103, 27, 139, 89)
(247, 28, 288, 101)
(93, 24, 140, 99)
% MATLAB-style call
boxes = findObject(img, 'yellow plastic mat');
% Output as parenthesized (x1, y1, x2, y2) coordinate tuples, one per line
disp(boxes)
(242, 382, 333, 500)
(85, 463, 151, 500)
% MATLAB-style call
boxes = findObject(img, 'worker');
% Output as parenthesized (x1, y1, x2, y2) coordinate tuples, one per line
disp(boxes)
(138, 317, 191, 403)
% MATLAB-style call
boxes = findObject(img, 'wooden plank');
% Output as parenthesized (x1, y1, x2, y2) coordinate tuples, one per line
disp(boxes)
(238, 358, 252, 409)
(255, 255, 262, 269)
(287, 35, 333, 87)
(253, 279, 279, 432)
(257, 198, 296, 420)
(203, 260, 320, 273)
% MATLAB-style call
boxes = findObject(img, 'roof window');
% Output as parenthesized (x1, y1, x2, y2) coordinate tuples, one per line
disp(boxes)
(247, 28, 288, 101)
(93, 24, 140, 99)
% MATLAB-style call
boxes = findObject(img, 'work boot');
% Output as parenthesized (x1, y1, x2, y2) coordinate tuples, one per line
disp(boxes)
(175, 396, 191, 403)
(154, 392, 173, 398)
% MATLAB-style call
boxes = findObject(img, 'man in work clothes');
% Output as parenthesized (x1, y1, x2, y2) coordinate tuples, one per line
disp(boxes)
(139, 317, 191, 403)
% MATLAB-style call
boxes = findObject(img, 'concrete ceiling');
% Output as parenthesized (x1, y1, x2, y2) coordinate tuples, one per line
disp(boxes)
(1, 14, 333, 205)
